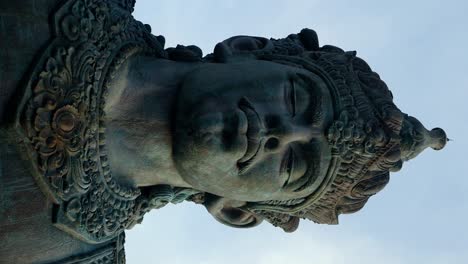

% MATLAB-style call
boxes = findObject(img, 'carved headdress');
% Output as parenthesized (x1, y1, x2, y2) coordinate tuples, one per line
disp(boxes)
(206, 29, 447, 232)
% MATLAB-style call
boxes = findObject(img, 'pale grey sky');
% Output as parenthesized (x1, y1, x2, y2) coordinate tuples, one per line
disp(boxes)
(126, 1, 468, 263)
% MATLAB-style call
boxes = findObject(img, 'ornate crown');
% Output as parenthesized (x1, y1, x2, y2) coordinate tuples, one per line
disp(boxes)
(207, 29, 447, 232)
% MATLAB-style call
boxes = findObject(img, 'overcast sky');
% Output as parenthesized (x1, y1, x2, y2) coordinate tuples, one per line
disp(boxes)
(126, 1, 468, 263)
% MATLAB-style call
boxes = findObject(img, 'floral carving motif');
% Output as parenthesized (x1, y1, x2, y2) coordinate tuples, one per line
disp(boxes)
(28, 47, 90, 199)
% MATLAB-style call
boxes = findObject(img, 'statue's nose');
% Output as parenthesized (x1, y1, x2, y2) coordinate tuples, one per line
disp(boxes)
(262, 114, 320, 152)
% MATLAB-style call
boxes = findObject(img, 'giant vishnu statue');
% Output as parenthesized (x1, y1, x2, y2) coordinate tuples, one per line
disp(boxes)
(0, 0, 446, 263)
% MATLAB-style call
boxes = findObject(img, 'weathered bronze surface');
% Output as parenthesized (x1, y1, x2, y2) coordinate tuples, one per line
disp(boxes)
(0, 0, 446, 263)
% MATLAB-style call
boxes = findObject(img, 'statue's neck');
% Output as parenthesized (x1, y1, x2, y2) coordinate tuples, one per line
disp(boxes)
(104, 56, 199, 188)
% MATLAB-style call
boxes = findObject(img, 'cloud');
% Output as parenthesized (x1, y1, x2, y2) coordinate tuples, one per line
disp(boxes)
(125, 204, 405, 264)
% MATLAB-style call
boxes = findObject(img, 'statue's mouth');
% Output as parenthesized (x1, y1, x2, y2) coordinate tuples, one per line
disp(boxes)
(237, 97, 263, 173)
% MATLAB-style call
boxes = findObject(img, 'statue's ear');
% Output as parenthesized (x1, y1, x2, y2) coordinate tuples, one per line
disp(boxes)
(203, 195, 263, 228)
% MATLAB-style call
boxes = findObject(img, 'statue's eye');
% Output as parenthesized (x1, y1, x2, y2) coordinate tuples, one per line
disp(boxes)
(284, 80, 296, 117)
(281, 147, 295, 187)
(281, 144, 310, 192)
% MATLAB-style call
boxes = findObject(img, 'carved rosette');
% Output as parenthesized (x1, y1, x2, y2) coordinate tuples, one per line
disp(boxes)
(16, 0, 166, 244)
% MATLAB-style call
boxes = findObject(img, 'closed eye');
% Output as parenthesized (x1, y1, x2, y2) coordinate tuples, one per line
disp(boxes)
(281, 144, 310, 192)
(284, 80, 296, 117)
(281, 147, 295, 187)
(295, 72, 323, 125)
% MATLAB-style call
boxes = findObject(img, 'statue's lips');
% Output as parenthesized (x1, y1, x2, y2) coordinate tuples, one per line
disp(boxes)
(237, 97, 263, 168)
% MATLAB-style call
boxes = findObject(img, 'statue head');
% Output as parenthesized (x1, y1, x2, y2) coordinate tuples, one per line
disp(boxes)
(165, 29, 447, 232)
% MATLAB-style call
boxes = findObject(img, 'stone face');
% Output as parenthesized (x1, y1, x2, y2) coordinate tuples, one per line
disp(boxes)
(0, 0, 446, 263)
